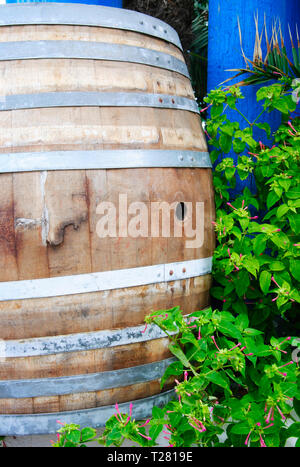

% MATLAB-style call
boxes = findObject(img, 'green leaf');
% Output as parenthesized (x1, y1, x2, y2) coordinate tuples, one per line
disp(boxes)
(243, 328, 263, 336)
(168, 344, 190, 368)
(286, 423, 300, 439)
(254, 122, 271, 138)
(267, 191, 280, 209)
(253, 234, 267, 256)
(290, 260, 300, 281)
(152, 406, 165, 420)
(160, 361, 184, 388)
(243, 256, 260, 277)
(235, 313, 249, 331)
(286, 187, 300, 199)
(272, 97, 289, 114)
(276, 204, 290, 218)
(205, 371, 230, 391)
(149, 424, 164, 442)
(218, 320, 242, 339)
(66, 430, 81, 445)
(219, 133, 232, 153)
(259, 270, 271, 295)
(232, 138, 246, 153)
(211, 104, 223, 119)
(293, 399, 300, 419)
(269, 261, 285, 271)
(81, 427, 97, 443)
(230, 423, 251, 435)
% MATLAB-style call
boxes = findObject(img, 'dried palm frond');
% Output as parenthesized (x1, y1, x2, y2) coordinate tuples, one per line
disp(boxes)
(222, 16, 300, 88)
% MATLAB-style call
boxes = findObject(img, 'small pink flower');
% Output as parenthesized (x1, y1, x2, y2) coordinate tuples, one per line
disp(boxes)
(264, 423, 274, 429)
(271, 276, 280, 288)
(276, 405, 286, 420)
(211, 335, 221, 351)
(279, 361, 294, 368)
(138, 419, 150, 428)
(265, 407, 273, 424)
(138, 432, 152, 441)
(245, 429, 252, 446)
(229, 343, 241, 351)
(259, 434, 267, 447)
(288, 120, 297, 133)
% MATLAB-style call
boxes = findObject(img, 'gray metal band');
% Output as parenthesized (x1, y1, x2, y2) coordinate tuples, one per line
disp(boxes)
(0, 40, 189, 77)
(0, 3, 182, 50)
(0, 358, 175, 399)
(1, 321, 174, 358)
(0, 389, 175, 436)
(0, 150, 212, 174)
(0, 257, 212, 302)
(0, 91, 199, 114)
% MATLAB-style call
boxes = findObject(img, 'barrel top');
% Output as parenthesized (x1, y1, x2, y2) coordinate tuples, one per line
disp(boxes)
(0, 3, 183, 50)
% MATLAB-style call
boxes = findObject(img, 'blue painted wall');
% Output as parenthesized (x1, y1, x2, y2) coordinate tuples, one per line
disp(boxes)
(6, 0, 123, 6)
(207, 0, 300, 194)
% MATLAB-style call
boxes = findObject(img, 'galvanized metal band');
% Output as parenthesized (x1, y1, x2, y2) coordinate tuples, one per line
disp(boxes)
(0, 358, 175, 399)
(0, 3, 182, 50)
(0, 40, 189, 77)
(0, 150, 212, 174)
(0, 91, 199, 114)
(2, 321, 172, 358)
(0, 389, 175, 436)
(0, 257, 212, 302)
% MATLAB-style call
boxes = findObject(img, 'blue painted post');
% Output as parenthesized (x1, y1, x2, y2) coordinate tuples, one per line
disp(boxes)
(6, 0, 123, 6)
(207, 0, 299, 194)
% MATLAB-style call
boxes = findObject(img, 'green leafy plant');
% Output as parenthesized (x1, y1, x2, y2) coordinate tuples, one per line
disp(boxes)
(52, 79, 299, 449)
(52, 306, 299, 448)
(204, 80, 299, 337)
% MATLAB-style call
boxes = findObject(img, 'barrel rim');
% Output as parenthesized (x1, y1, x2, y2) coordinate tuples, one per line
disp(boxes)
(0, 3, 183, 51)
(0, 40, 189, 77)
(0, 257, 213, 302)
(0, 150, 212, 174)
(0, 91, 200, 114)
(0, 358, 176, 399)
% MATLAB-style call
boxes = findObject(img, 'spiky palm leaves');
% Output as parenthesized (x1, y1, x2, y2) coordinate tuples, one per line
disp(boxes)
(224, 15, 300, 88)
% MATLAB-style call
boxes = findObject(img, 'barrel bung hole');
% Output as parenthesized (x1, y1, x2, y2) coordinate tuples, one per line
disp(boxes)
(175, 202, 187, 221)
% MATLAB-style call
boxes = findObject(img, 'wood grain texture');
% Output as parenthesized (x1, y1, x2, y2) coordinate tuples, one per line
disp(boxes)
(0, 60, 194, 98)
(0, 276, 211, 340)
(0, 25, 183, 61)
(0, 168, 214, 281)
(0, 338, 171, 380)
(0, 21, 214, 417)
(0, 379, 175, 414)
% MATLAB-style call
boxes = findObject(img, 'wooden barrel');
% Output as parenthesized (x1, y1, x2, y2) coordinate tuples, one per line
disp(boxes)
(0, 3, 215, 435)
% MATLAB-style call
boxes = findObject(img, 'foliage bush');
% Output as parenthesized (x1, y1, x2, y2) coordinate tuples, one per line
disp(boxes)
(52, 80, 299, 448)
